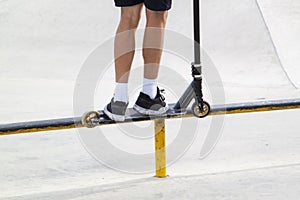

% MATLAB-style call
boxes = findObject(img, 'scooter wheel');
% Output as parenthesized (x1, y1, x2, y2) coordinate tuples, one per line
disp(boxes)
(192, 101, 210, 118)
(81, 111, 100, 128)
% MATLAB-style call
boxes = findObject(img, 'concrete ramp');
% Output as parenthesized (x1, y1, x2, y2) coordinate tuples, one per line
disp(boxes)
(0, 0, 297, 87)
(201, 0, 295, 88)
(258, 0, 300, 88)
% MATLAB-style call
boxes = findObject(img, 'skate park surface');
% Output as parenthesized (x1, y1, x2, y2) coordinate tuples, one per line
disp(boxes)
(0, 0, 299, 199)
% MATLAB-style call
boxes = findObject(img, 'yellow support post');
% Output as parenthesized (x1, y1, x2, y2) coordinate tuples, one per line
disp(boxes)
(154, 118, 167, 178)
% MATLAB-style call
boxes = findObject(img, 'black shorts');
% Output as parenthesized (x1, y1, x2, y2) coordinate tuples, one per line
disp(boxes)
(114, 0, 172, 11)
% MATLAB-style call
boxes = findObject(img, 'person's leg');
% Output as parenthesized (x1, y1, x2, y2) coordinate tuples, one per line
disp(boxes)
(113, 4, 143, 103)
(133, 7, 170, 115)
(142, 9, 168, 99)
(104, 3, 143, 121)
(115, 4, 143, 83)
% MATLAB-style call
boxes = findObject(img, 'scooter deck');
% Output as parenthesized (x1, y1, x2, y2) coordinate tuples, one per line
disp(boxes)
(83, 98, 300, 126)
(89, 104, 191, 126)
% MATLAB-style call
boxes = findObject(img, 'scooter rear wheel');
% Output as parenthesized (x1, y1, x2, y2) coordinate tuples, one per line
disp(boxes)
(81, 111, 100, 128)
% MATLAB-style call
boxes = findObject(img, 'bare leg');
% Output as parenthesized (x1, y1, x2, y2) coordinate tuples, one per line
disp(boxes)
(133, 10, 169, 114)
(115, 4, 143, 83)
(143, 9, 168, 80)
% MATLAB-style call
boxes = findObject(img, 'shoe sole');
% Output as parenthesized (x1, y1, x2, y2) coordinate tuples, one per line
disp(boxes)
(133, 104, 169, 116)
(103, 105, 126, 122)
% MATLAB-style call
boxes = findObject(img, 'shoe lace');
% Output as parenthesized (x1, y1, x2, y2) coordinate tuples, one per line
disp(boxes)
(158, 89, 165, 101)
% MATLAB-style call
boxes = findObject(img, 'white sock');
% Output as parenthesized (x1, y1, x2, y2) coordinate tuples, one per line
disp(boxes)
(142, 78, 157, 99)
(114, 83, 128, 103)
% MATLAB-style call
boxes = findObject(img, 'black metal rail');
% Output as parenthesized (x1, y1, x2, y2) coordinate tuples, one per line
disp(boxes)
(0, 98, 300, 136)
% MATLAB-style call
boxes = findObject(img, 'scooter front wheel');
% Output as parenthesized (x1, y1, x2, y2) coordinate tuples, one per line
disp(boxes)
(191, 101, 210, 118)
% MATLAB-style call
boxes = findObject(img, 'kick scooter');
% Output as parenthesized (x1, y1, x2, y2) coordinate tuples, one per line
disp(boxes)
(82, 0, 210, 128)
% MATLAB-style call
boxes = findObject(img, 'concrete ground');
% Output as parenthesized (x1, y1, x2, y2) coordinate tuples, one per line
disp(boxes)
(0, 0, 299, 199)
